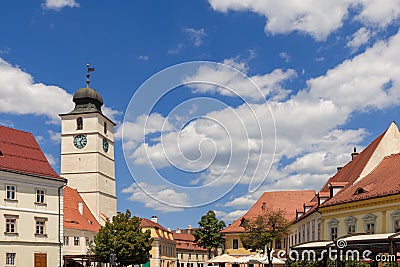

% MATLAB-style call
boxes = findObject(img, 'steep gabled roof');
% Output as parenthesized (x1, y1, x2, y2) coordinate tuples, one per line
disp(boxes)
(222, 190, 315, 233)
(321, 153, 400, 207)
(64, 186, 101, 232)
(0, 126, 61, 179)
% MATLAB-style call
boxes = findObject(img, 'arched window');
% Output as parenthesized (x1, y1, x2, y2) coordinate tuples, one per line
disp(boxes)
(104, 121, 107, 134)
(77, 117, 83, 130)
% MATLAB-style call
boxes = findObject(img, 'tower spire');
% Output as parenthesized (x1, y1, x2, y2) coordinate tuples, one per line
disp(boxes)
(86, 63, 95, 88)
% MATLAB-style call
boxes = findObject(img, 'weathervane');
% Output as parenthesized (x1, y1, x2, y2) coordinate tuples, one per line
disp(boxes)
(86, 63, 95, 87)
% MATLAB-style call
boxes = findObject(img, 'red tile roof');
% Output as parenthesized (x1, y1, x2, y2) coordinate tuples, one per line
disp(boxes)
(0, 126, 62, 179)
(140, 217, 169, 232)
(63, 186, 101, 232)
(222, 190, 316, 233)
(319, 130, 385, 193)
(294, 128, 386, 222)
(173, 232, 207, 251)
(321, 153, 400, 207)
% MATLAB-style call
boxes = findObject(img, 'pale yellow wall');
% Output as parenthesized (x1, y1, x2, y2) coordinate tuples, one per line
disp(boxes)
(320, 195, 400, 240)
(0, 171, 65, 266)
(63, 228, 97, 255)
(0, 243, 60, 267)
(289, 212, 322, 246)
(224, 233, 251, 256)
(143, 226, 177, 267)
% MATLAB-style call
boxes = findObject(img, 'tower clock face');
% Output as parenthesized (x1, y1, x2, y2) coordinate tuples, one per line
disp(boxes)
(74, 134, 87, 149)
(103, 138, 109, 152)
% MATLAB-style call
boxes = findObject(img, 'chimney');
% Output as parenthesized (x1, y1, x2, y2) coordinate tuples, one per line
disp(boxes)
(151, 216, 158, 224)
(337, 167, 342, 172)
(351, 147, 359, 161)
(176, 228, 181, 234)
(78, 202, 83, 215)
(187, 225, 192, 234)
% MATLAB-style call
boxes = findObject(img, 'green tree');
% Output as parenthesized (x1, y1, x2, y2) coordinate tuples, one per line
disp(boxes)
(194, 210, 226, 258)
(240, 209, 290, 267)
(93, 209, 153, 266)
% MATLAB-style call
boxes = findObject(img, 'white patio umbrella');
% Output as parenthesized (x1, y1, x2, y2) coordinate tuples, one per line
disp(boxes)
(208, 254, 238, 264)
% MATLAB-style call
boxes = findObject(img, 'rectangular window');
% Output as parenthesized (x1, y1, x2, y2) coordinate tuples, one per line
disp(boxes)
(306, 222, 310, 242)
(6, 218, 16, 233)
(6, 185, 16, 200)
(85, 237, 90, 246)
(275, 240, 281, 249)
(6, 253, 15, 266)
(104, 121, 107, 134)
(63, 236, 69, 246)
(74, 236, 80, 246)
(366, 223, 375, 234)
(347, 224, 356, 234)
(311, 220, 315, 241)
(36, 220, 45, 235)
(394, 219, 400, 232)
(330, 227, 338, 240)
(189, 254, 191, 260)
(36, 189, 45, 203)
(232, 239, 239, 249)
(317, 222, 321, 240)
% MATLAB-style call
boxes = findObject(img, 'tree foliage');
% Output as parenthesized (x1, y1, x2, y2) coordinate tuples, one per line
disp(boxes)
(93, 209, 153, 266)
(193, 210, 226, 258)
(240, 209, 290, 267)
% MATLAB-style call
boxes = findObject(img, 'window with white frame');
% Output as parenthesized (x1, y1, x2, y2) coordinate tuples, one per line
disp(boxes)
(74, 236, 80, 246)
(35, 218, 47, 236)
(6, 252, 15, 266)
(36, 189, 45, 204)
(345, 216, 357, 235)
(317, 219, 321, 240)
(63, 236, 69, 246)
(6, 185, 16, 200)
(328, 219, 339, 240)
(5, 217, 17, 234)
(392, 210, 400, 232)
(306, 222, 310, 242)
(363, 214, 376, 234)
(86, 237, 90, 246)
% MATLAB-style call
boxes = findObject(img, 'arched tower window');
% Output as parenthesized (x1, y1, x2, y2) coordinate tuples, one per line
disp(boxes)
(77, 117, 83, 130)
(104, 121, 107, 134)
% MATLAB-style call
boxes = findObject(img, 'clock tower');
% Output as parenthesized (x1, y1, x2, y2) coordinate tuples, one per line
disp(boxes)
(60, 70, 116, 225)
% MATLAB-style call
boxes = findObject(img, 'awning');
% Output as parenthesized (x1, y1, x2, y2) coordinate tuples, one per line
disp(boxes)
(208, 254, 238, 263)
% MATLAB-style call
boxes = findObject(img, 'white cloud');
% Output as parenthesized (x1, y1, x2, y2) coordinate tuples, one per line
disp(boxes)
(218, 209, 247, 222)
(185, 28, 207, 47)
(346, 27, 371, 52)
(208, 0, 400, 40)
(48, 130, 61, 144)
(279, 52, 290, 62)
(224, 195, 256, 208)
(168, 44, 184, 55)
(0, 58, 120, 124)
(124, 30, 400, 211)
(183, 58, 296, 101)
(307, 30, 400, 111)
(44, 153, 57, 168)
(138, 55, 150, 61)
(122, 183, 189, 213)
(43, 0, 79, 10)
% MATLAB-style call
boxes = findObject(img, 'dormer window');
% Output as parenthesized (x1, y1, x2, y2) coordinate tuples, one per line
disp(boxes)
(261, 202, 266, 210)
(355, 187, 366, 195)
(77, 117, 83, 130)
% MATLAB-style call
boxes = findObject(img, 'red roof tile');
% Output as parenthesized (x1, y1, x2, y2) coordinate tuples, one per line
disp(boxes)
(321, 153, 400, 207)
(63, 186, 101, 232)
(319, 129, 385, 193)
(0, 126, 61, 179)
(222, 190, 316, 233)
(173, 232, 207, 251)
(140, 217, 169, 232)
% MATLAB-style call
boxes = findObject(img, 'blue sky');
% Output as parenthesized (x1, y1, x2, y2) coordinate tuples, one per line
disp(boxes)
(1, 0, 400, 229)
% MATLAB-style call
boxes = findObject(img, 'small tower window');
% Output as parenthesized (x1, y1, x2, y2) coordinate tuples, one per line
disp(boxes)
(77, 117, 83, 130)
(104, 121, 107, 134)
